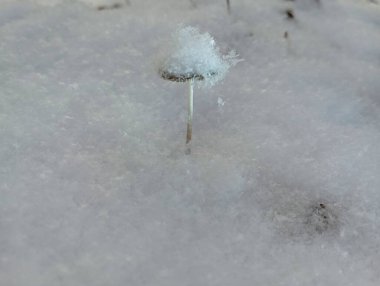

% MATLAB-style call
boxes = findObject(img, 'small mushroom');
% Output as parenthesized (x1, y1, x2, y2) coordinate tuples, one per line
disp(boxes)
(158, 26, 240, 153)
(160, 70, 217, 146)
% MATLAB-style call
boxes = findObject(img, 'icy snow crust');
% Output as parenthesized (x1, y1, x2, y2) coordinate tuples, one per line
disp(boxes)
(1, 0, 380, 285)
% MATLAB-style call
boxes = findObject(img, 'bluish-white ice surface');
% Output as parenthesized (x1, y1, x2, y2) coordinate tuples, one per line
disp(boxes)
(1, 0, 380, 285)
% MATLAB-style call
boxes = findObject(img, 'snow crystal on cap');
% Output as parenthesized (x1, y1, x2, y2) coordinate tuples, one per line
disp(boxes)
(160, 26, 240, 87)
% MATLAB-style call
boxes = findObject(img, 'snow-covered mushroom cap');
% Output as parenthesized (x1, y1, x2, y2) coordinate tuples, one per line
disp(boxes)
(159, 26, 240, 86)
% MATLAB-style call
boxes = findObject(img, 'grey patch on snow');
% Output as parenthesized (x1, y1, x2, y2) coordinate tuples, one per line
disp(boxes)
(189, 0, 197, 9)
(270, 191, 342, 240)
(305, 202, 339, 235)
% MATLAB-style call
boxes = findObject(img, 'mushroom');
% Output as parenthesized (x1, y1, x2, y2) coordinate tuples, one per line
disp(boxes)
(158, 26, 241, 153)
(160, 70, 217, 145)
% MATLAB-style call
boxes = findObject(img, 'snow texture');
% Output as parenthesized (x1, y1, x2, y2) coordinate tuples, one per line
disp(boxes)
(159, 26, 240, 86)
(1, 0, 380, 285)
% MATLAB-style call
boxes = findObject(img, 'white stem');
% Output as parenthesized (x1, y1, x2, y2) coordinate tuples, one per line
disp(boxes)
(186, 78, 194, 144)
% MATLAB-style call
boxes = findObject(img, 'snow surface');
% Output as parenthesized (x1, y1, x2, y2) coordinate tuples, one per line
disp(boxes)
(1, 0, 380, 285)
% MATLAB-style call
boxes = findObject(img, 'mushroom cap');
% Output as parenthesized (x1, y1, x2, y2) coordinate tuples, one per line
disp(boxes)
(160, 70, 217, 82)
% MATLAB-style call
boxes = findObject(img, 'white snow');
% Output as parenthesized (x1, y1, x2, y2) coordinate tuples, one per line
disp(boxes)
(1, 0, 380, 285)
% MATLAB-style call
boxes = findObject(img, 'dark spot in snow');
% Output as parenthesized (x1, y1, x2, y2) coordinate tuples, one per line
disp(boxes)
(285, 9, 295, 20)
(247, 32, 254, 38)
(305, 202, 339, 234)
(189, 0, 197, 9)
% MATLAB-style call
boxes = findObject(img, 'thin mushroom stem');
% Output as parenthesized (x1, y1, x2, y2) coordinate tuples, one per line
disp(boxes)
(226, 0, 231, 14)
(186, 78, 194, 145)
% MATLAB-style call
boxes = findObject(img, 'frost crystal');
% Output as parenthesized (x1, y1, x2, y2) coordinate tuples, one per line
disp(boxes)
(160, 26, 240, 87)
